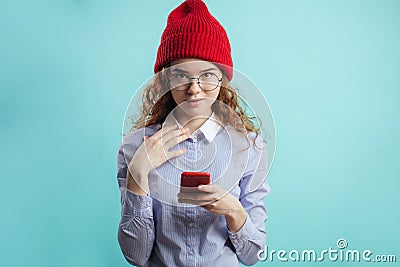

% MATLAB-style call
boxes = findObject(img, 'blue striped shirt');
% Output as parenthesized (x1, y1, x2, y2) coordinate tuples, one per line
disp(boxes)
(117, 119, 270, 266)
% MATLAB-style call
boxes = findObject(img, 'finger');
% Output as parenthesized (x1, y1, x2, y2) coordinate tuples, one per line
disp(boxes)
(151, 124, 178, 140)
(149, 128, 185, 148)
(165, 148, 186, 159)
(162, 127, 190, 145)
(197, 184, 218, 193)
(177, 192, 216, 202)
(179, 186, 201, 193)
(177, 198, 197, 205)
(145, 126, 181, 147)
(200, 202, 217, 209)
(178, 198, 214, 206)
(164, 131, 191, 149)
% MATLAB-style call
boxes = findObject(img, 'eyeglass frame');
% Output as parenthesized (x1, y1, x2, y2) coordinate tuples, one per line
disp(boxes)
(168, 72, 223, 91)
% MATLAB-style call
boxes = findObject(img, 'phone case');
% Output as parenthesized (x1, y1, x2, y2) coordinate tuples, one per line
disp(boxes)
(180, 172, 210, 187)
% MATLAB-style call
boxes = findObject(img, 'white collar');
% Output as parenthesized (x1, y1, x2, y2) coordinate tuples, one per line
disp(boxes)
(172, 112, 221, 142)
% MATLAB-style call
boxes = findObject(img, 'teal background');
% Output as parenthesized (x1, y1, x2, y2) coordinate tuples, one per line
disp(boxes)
(1, 0, 399, 266)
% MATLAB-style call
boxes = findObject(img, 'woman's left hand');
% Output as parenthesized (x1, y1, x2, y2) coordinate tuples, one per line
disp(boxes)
(177, 184, 243, 216)
(178, 184, 248, 232)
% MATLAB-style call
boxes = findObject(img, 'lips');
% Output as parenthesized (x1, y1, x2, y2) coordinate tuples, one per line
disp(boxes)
(186, 98, 204, 107)
(187, 98, 203, 102)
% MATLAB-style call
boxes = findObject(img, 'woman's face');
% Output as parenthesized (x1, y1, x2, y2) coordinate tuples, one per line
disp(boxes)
(169, 58, 222, 118)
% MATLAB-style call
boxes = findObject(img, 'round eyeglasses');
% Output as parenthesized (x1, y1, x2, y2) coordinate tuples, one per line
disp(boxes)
(169, 72, 222, 91)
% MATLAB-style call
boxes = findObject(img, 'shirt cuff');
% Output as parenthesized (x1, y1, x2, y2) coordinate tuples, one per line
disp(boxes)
(228, 214, 257, 249)
(122, 188, 153, 218)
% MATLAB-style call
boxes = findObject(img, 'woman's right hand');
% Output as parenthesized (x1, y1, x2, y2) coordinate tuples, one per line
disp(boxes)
(126, 124, 190, 194)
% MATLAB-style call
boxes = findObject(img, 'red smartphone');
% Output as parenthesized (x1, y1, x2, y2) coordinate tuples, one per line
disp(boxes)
(180, 172, 210, 187)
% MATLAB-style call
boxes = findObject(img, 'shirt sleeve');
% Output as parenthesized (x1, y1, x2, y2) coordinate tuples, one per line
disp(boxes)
(228, 136, 270, 266)
(117, 137, 155, 266)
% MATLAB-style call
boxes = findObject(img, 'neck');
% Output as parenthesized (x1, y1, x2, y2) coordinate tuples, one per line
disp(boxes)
(173, 109, 212, 134)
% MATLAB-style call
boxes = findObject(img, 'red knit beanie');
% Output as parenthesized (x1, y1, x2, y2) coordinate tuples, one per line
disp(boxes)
(154, 0, 233, 80)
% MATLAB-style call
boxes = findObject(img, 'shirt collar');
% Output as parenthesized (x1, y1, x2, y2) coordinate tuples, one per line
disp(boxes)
(172, 112, 221, 142)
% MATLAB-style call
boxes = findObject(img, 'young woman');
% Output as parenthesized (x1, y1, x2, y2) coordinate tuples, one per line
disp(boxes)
(117, 1, 270, 266)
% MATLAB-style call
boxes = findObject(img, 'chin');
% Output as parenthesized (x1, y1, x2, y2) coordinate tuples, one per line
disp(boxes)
(181, 107, 211, 118)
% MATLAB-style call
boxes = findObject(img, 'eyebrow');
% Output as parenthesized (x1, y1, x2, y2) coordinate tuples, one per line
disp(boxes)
(171, 67, 219, 73)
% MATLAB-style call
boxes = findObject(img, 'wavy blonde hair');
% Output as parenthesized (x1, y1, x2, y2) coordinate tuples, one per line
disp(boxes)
(130, 66, 261, 146)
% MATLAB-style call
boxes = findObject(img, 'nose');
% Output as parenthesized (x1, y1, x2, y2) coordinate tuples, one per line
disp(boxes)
(187, 79, 202, 94)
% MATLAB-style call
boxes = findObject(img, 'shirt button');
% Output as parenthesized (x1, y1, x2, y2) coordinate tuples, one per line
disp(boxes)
(237, 251, 241, 255)
(188, 222, 194, 228)
(189, 144, 195, 150)
(233, 239, 238, 244)
(188, 249, 194, 255)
